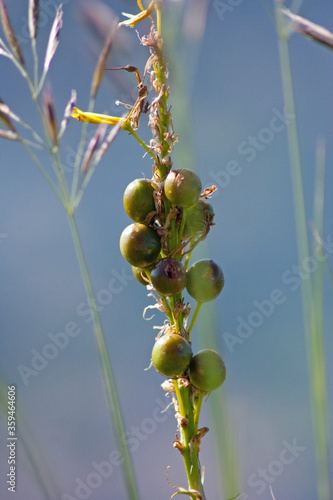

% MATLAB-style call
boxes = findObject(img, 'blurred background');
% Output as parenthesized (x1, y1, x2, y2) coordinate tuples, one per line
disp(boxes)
(0, 0, 332, 499)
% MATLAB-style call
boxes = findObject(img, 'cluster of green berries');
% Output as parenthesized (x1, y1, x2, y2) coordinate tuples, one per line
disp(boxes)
(120, 168, 226, 393)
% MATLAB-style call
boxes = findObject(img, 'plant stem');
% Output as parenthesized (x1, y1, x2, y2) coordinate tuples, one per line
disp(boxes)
(187, 302, 202, 338)
(174, 380, 206, 499)
(275, 5, 330, 500)
(67, 212, 139, 500)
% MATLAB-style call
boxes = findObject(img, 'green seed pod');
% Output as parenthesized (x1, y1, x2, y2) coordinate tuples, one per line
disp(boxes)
(164, 169, 202, 208)
(152, 333, 193, 378)
(182, 200, 214, 240)
(189, 349, 226, 392)
(120, 223, 161, 268)
(132, 266, 149, 286)
(123, 178, 155, 223)
(151, 258, 186, 296)
(186, 259, 224, 303)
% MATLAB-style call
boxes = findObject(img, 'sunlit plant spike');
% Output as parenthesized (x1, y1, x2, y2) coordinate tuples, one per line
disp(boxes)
(0, 45, 10, 58)
(283, 8, 333, 49)
(118, 0, 156, 28)
(28, 0, 39, 40)
(0, 0, 25, 65)
(43, 5, 63, 74)
(0, 129, 19, 141)
(58, 89, 77, 139)
(81, 123, 107, 175)
(43, 89, 58, 148)
(0, 100, 16, 132)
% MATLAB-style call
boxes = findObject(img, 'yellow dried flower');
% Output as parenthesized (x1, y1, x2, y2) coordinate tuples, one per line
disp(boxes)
(118, 0, 156, 29)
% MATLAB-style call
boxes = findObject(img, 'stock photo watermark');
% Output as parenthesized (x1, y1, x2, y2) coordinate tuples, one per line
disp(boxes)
(0, 232, 8, 243)
(61, 398, 173, 500)
(208, 106, 295, 193)
(223, 234, 333, 353)
(16, 0, 70, 45)
(17, 267, 135, 386)
(237, 438, 306, 499)
(213, 0, 245, 22)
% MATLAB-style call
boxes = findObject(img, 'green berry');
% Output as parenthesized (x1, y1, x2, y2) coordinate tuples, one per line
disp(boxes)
(182, 200, 214, 240)
(120, 223, 161, 268)
(123, 178, 155, 223)
(152, 333, 193, 378)
(186, 259, 224, 303)
(164, 169, 202, 208)
(189, 349, 226, 392)
(151, 258, 186, 296)
(132, 266, 149, 286)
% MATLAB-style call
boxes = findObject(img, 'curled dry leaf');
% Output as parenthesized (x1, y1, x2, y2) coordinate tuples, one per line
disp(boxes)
(0, 0, 24, 65)
(28, 0, 40, 40)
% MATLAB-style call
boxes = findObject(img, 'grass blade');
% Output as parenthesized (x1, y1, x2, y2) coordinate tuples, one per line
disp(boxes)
(274, 5, 331, 499)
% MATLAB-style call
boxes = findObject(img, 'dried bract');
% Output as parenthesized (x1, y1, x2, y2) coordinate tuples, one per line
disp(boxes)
(43, 90, 58, 147)
(0, 101, 16, 132)
(81, 123, 107, 174)
(43, 5, 63, 74)
(58, 89, 77, 138)
(0, 129, 19, 141)
(283, 8, 333, 49)
(28, 0, 40, 40)
(0, 0, 24, 65)
(91, 24, 117, 100)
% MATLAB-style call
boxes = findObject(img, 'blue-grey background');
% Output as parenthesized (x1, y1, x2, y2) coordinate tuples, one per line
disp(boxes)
(0, 0, 332, 499)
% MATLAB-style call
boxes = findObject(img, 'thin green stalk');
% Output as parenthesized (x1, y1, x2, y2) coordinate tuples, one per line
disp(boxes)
(275, 5, 330, 500)
(19, 139, 64, 203)
(187, 302, 202, 337)
(70, 97, 95, 206)
(67, 212, 139, 500)
(128, 127, 159, 162)
(0, 39, 34, 94)
(174, 380, 206, 499)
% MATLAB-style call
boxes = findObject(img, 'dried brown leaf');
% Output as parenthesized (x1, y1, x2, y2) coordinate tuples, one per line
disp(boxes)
(28, 0, 40, 40)
(43, 5, 63, 73)
(0, 0, 24, 65)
